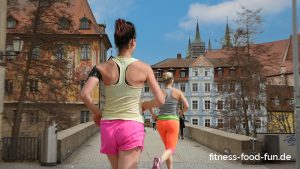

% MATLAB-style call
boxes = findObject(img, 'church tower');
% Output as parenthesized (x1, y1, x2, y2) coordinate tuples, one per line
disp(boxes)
(190, 20, 205, 58)
(208, 37, 212, 51)
(186, 35, 192, 59)
(222, 18, 233, 49)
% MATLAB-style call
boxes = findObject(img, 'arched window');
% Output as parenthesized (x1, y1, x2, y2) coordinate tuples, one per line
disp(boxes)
(80, 17, 90, 29)
(7, 16, 17, 28)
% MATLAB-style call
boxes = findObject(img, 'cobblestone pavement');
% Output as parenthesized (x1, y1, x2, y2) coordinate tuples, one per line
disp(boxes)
(0, 128, 296, 169)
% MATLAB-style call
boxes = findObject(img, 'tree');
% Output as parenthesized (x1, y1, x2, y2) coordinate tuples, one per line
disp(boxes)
(6, 0, 81, 137)
(217, 7, 268, 136)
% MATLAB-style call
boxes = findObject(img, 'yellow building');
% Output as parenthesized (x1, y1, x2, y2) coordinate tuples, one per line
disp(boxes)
(266, 85, 295, 133)
(2, 0, 111, 137)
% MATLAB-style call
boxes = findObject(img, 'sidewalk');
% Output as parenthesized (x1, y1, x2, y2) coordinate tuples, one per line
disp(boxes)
(0, 127, 296, 169)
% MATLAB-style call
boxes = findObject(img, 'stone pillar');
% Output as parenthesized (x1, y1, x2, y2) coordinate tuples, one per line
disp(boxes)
(0, 0, 7, 158)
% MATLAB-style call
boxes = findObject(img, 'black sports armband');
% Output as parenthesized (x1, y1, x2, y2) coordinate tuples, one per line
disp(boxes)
(88, 65, 102, 81)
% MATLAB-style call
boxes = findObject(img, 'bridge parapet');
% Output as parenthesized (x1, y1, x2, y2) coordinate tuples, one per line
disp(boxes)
(185, 124, 262, 163)
(57, 122, 98, 163)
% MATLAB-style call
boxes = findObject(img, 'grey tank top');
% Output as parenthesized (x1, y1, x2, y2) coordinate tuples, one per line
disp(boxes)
(159, 88, 178, 115)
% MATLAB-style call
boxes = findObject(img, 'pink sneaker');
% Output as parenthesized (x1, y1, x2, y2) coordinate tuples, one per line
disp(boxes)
(152, 157, 161, 169)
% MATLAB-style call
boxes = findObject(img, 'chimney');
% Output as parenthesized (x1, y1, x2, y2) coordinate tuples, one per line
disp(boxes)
(177, 53, 182, 59)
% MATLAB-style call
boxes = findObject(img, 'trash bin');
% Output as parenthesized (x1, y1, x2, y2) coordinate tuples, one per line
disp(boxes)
(40, 122, 58, 166)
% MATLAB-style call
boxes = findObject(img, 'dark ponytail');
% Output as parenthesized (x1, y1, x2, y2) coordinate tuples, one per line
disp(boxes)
(114, 18, 136, 50)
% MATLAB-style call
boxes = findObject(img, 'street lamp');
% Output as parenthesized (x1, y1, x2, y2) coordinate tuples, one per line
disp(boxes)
(12, 37, 24, 54)
(0, 37, 24, 61)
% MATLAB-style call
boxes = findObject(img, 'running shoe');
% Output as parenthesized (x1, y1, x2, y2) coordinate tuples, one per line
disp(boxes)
(152, 157, 161, 169)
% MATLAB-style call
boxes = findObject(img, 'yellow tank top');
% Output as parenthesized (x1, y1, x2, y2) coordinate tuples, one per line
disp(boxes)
(102, 56, 144, 123)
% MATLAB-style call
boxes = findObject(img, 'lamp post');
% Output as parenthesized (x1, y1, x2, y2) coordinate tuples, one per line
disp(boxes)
(292, 0, 300, 169)
(0, 37, 24, 59)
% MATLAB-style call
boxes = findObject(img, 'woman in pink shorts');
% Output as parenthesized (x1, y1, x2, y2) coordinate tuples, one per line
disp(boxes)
(80, 18, 165, 169)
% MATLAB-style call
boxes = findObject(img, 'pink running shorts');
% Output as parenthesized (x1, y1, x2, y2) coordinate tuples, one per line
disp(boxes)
(100, 120, 145, 155)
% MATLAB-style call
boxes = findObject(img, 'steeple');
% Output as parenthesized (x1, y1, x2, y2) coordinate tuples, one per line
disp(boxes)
(186, 35, 192, 58)
(222, 17, 232, 49)
(208, 37, 212, 51)
(194, 19, 202, 43)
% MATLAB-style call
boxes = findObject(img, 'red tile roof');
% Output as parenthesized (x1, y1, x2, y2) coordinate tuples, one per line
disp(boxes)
(7, 0, 104, 35)
(152, 58, 194, 68)
(152, 35, 300, 78)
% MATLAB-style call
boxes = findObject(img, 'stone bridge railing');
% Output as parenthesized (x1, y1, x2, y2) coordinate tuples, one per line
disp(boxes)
(185, 123, 262, 163)
(57, 122, 98, 163)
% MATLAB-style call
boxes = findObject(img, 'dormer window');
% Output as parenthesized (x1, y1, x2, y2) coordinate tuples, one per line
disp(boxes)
(229, 67, 236, 77)
(40, 0, 49, 6)
(217, 68, 223, 78)
(7, 16, 17, 28)
(58, 17, 70, 29)
(80, 17, 90, 30)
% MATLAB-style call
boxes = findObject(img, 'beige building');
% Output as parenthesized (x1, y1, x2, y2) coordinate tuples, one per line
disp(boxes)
(0, 0, 7, 153)
(3, 0, 111, 137)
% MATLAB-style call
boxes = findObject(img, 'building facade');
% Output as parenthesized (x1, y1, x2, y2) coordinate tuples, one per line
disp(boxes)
(2, 0, 111, 137)
(141, 21, 300, 134)
(0, 0, 7, 154)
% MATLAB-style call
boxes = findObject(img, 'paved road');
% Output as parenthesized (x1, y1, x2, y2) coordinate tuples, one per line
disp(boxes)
(0, 127, 296, 169)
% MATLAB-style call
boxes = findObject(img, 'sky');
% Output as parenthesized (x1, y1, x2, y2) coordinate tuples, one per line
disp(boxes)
(87, 0, 297, 65)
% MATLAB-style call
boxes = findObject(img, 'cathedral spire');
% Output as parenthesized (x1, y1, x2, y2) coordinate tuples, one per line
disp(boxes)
(222, 17, 232, 49)
(186, 35, 192, 58)
(208, 37, 212, 51)
(194, 19, 202, 43)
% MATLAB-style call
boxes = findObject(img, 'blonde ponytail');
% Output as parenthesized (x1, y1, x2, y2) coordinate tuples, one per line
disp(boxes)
(162, 72, 174, 85)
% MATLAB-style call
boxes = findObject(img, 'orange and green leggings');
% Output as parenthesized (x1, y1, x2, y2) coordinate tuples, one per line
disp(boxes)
(156, 119, 179, 153)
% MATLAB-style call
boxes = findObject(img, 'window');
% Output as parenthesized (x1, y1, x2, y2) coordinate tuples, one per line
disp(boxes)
(7, 17, 17, 28)
(80, 111, 90, 123)
(6, 44, 15, 59)
(29, 112, 39, 124)
(29, 80, 38, 92)
(229, 83, 235, 92)
(144, 85, 149, 93)
(230, 100, 236, 110)
(255, 101, 261, 110)
(217, 119, 224, 128)
(205, 100, 210, 110)
(205, 69, 210, 77)
(244, 102, 249, 110)
(230, 68, 236, 77)
(81, 44, 90, 60)
(217, 100, 224, 110)
(80, 17, 90, 29)
(58, 17, 70, 29)
(192, 68, 198, 77)
(32, 47, 40, 60)
(40, 0, 49, 6)
(271, 98, 280, 106)
(217, 68, 223, 78)
(217, 84, 223, 92)
(255, 119, 261, 129)
(55, 45, 64, 60)
(5, 80, 13, 95)
(180, 83, 185, 92)
(192, 83, 198, 92)
(155, 71, 162, 78)
(192, 119, 199, 125)
(192, 100, 198, 110)
(180, 71, 186, 78)
(287, 99, 294, 106)
(205, 83, 210, 92)
(242, 119, 246, 128)
(80, 80, 86, 89)
(205, 119, 211, 127)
